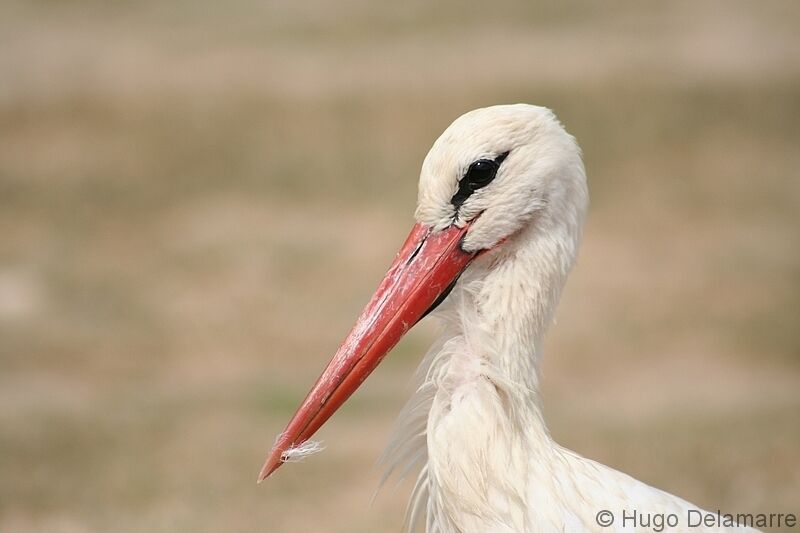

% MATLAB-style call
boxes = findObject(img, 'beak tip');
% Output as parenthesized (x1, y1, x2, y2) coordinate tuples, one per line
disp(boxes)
(257, 451, 284, 483)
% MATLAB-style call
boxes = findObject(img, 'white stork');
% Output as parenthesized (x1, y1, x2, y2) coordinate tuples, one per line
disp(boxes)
(259, 104, 759, 532)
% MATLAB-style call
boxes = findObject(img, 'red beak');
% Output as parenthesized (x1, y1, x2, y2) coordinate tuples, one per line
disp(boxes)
(259, 222, 477, 481)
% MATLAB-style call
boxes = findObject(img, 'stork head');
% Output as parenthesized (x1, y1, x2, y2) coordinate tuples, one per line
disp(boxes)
(417, 103, 587, 255)
(259, 104, 587, 481)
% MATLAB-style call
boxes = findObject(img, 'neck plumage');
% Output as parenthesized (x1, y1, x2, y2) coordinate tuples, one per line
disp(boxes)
(381, 214, 582, 532)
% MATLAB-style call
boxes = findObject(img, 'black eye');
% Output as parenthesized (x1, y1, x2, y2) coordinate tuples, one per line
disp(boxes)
(465, 159, 499, 188)
(450, 151, 510, 209)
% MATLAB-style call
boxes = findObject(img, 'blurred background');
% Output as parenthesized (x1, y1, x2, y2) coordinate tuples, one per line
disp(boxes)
(1, 1, 799, 532)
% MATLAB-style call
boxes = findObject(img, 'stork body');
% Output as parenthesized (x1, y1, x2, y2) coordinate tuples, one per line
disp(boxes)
(262, 105, 759, 532)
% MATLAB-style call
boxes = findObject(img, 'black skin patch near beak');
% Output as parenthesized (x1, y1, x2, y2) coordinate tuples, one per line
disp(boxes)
(451, 151, 510, 209)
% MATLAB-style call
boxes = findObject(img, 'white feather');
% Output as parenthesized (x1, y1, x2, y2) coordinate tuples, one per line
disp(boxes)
(280, 439, 325, 463)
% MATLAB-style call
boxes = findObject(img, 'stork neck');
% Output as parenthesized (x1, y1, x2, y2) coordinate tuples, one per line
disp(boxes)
(466, 218, 579, 392)
(421, 220, 581, 531)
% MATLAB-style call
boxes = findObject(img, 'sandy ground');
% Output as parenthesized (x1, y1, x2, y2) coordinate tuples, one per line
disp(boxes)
(1, 1, 798, 531)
